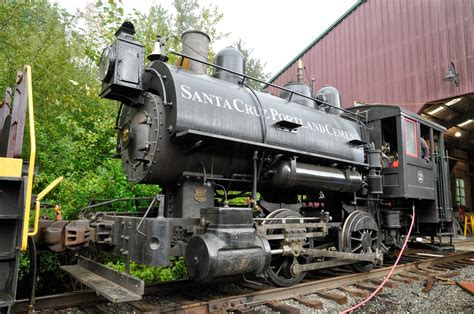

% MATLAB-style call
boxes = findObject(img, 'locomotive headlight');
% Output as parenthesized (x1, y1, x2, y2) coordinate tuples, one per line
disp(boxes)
(99, 46, 115, 81)
(120, 124, 131, 150)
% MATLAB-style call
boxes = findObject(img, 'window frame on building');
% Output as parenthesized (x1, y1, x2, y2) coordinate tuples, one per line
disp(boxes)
(455, 177, 466, 206)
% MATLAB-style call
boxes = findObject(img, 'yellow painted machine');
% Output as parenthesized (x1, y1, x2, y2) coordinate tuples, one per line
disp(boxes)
(0, 66, 62, 313)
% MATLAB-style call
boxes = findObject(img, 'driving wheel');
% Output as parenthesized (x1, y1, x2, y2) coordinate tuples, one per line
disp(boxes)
(263, 209, 312, 286)
(340, 210, 379, 272)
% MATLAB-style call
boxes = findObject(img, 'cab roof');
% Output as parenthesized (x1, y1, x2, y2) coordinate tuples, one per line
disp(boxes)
(347, 104, 446, 132)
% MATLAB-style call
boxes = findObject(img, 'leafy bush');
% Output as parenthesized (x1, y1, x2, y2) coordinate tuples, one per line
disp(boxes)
(105, 257, 187, 284)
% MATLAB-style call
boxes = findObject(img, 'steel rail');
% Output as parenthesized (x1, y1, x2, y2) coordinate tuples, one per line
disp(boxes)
(196, 251, 474, 313)
(11, 251, 473, 313)
(11, 275, 239, 313)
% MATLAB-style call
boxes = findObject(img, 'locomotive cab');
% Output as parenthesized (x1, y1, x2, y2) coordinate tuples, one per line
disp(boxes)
(350, 105, 453, 239)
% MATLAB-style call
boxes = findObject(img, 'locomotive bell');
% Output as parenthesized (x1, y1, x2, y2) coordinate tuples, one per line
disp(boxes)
(147, 35, 168, 62)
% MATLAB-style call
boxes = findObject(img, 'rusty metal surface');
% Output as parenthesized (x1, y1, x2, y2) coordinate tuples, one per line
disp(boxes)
(0, 87, 12, 135)
(35, 219, 93, 252)
(7, 68, 28, 157)
(36, 220, 69, 252)
(0, 87, 12, 157)
(60, 256, 144, 303)
(64, 219, 93, 248)
(270, 0, 474, 113)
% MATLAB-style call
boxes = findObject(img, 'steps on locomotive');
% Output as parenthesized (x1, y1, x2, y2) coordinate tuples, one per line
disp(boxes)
(408, 232, 455, 252)
(0, 176, 26, 309)
(61, 256, 144, 303)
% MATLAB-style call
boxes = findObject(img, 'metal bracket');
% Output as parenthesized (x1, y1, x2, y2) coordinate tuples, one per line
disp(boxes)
(303, 248, 383, 263)
(208, 297, 248, 312)
(291, 248, 383, 275)
(136, 194, 164, 236)
(61, 256, 144, 303)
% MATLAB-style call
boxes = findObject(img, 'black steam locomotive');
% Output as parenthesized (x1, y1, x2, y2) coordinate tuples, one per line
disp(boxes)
(53, 21, 453, 292)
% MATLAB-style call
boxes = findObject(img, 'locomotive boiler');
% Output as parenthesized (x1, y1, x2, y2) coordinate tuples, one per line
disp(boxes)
(38, 21, 452, 298)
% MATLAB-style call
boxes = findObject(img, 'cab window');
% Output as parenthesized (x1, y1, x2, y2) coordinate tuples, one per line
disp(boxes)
(403, 118, 418, 158)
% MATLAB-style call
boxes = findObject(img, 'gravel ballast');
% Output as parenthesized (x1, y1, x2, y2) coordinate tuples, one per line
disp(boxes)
(247, 266, 474, 313)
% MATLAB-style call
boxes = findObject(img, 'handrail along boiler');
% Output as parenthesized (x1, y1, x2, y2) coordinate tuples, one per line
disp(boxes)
(37, 21, 452, 297)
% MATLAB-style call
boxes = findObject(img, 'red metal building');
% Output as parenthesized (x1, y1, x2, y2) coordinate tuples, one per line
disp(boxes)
(270, 0, 474, 229)
(271, 0, 473, 112)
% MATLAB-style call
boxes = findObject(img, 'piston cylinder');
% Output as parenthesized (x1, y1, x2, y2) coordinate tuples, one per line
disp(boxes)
(184, 207, 271, 281)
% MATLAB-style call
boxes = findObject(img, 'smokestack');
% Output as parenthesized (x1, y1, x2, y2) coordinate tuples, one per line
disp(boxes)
(181, 30, 210, 75)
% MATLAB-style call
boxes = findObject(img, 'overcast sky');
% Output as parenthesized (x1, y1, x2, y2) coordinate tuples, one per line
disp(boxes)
(55, 0, 358, 76)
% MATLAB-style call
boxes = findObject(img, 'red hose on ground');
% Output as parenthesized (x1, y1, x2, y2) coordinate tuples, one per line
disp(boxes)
(340, 205, 416, 314)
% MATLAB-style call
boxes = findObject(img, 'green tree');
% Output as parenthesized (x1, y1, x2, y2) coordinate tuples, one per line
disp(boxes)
(1, 0, 228, 218)
(77, 0, 228, 64)
(234, 39, 271, 90)
(1, 0, 228, 290)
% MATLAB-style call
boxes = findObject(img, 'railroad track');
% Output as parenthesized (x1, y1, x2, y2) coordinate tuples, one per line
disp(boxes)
(12, 250, 474, 313)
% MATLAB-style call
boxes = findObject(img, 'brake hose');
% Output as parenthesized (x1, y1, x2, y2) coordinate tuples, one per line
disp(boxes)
(340, 204, 416, 314)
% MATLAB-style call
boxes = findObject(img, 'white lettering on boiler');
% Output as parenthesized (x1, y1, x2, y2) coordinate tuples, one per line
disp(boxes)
(179, 84, 360, 140)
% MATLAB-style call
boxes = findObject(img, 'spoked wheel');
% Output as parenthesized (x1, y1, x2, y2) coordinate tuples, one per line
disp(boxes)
(341, 210, 380, 272)
(263, 209, 311, 287)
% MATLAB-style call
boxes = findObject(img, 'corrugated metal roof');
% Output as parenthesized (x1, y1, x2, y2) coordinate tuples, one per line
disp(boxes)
(269, 0, 474, 113)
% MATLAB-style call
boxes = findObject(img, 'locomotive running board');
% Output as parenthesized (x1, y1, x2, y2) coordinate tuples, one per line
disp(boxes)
(175, 129, 369, 167)
(61, 256, 144, 303)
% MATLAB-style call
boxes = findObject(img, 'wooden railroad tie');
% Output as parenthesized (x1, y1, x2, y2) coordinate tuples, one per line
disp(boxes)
(422, 276, 435, 293)
(450, 260, 472, 267)
(422, 271, 461, 293)
(427, 266, 449, 272)
(128, 300, 158, 313)
(338, 286, 369, 298)
(266, 301, 301, 314)
(315, 291, 348, 305)
(369, 278, 398, 288)
(440, 262, 461, 269)
(353, 283, 381, 293)
(235, 309, 263, 314)
(390, 275, 416, 284)
(414, 267, 443, 276)
(398, 273, 423, 281)
(294, 297, 323, 309)
(165, 295, 201, 305)
(433, 264, 457, 270)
